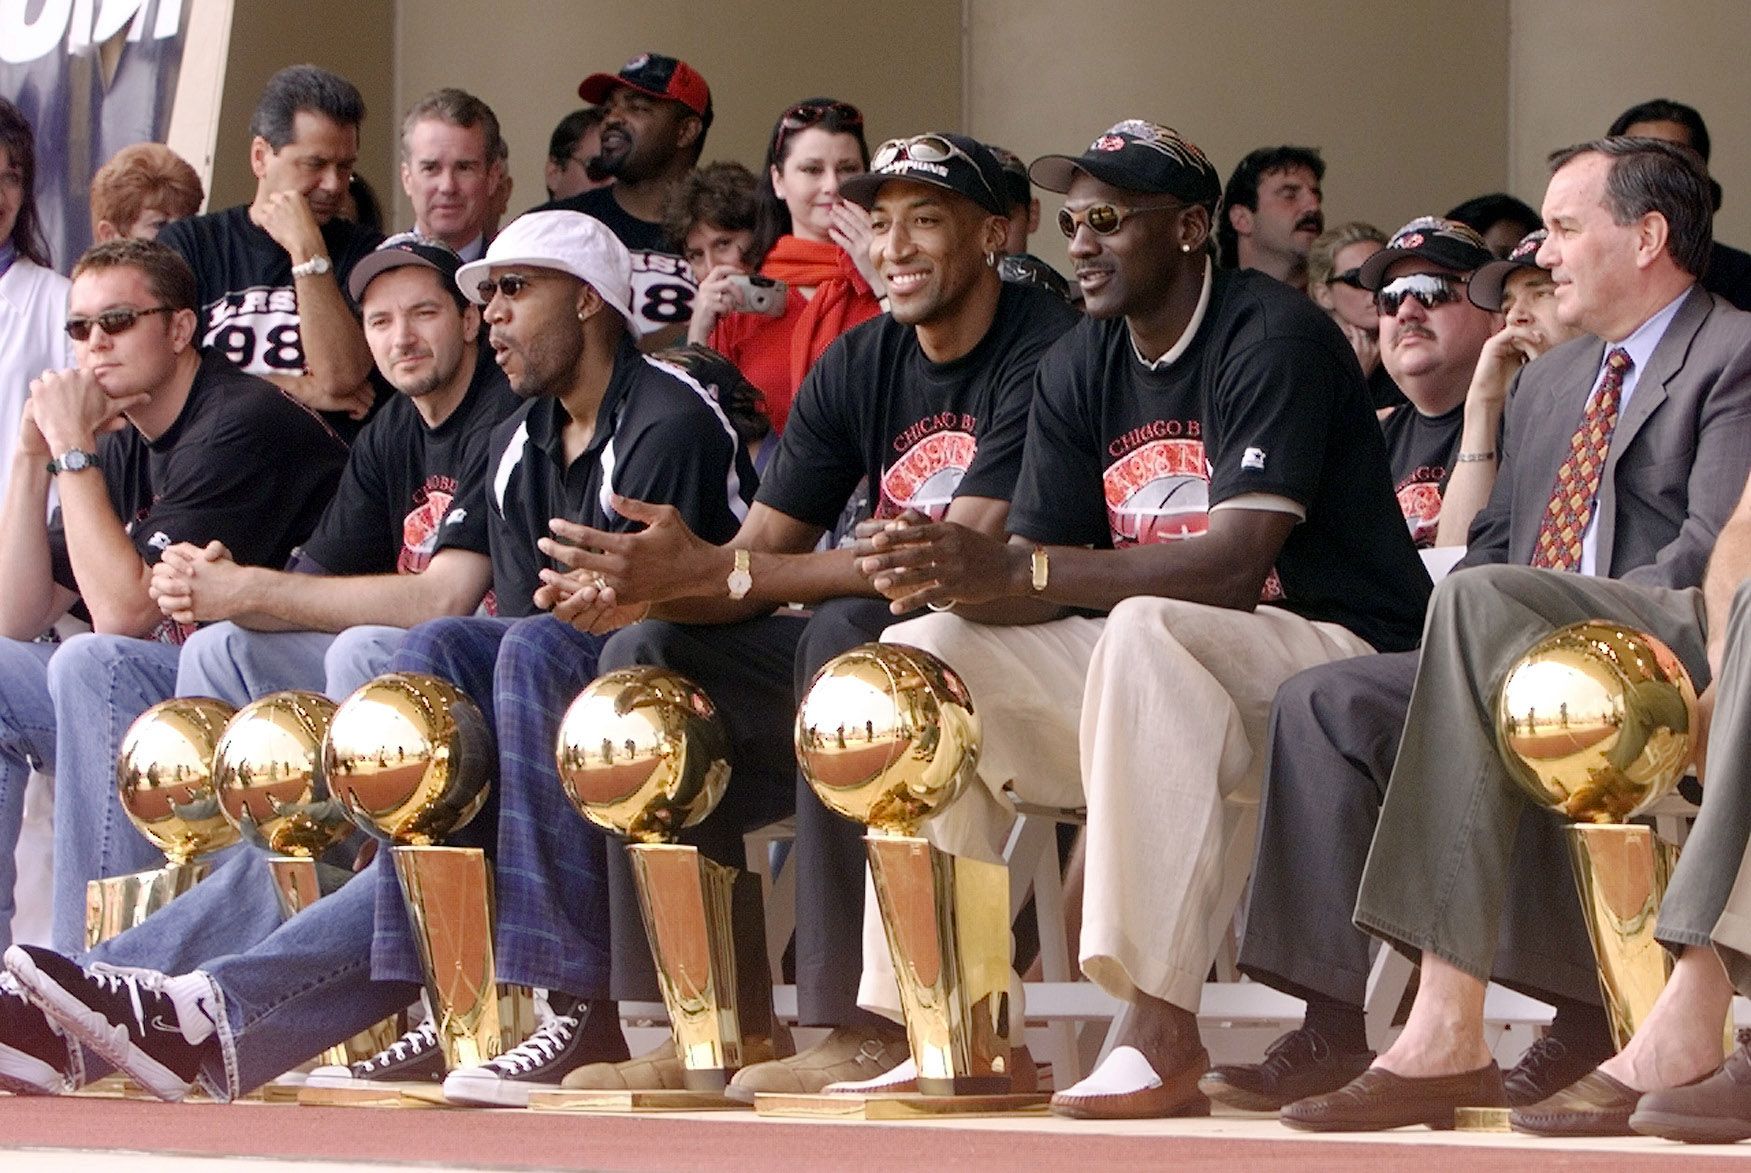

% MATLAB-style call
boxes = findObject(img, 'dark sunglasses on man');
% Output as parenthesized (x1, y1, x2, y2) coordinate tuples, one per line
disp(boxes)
(63, 305, 175, 342)
(1374, 271, 1468, 317)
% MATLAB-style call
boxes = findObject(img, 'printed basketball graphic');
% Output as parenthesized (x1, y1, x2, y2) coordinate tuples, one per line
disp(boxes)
(1397, 480, 1443, 547)
(878, 430, 977, 520)
(1104, 438, 1209, 546)
(399, 488, 452, 574)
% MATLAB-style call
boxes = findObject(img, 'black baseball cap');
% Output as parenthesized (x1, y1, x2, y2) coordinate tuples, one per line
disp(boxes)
(348, 232, 468, 309)
(1358, 216, 1495, 291)
(840, 132, 1011, 219)
(578, 53, 713, 128)
(988, 144, 1032, 210)
(1029, 120, 1222, 211)
(1468, 229, 1550, 311)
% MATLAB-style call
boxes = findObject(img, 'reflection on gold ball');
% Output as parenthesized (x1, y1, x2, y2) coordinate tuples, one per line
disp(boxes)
(324, 672, 493, 845)
(214, 691, 352, 857)
(794, 642, 981, 836)
(116, 697, 241, 864)
(1497, 621, 1697, 823)
(556, 667, 729, 843)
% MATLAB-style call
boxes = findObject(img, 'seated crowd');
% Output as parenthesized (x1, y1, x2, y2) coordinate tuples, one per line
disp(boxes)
(5, 55, 1751, 1145)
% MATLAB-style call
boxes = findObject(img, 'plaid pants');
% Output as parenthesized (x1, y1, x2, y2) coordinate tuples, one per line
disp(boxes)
(369, 614, 614, 999)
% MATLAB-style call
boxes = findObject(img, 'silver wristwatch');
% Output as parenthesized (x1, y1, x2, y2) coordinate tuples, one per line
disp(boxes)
(291, 254, 332, 279)
(46, 448, 97, 476)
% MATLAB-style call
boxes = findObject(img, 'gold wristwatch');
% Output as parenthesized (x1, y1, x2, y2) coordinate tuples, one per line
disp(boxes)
(726, 549, 752, 600)
(1030, 545, 1049, 593)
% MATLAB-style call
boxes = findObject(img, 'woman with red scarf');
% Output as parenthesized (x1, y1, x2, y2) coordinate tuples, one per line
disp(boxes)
(688, 99, 882, 437)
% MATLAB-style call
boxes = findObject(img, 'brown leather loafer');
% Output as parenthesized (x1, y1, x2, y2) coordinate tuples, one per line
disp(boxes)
(1280, 1062, 1506, 1131)
(1051, 1048, 1211, 1120)
(1631, 1045, 1751, 1144)
(1509, 1069, 1642, 1136)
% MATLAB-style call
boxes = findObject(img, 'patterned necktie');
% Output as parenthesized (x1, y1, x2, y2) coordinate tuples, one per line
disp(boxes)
(1531, 347, 1633, 571)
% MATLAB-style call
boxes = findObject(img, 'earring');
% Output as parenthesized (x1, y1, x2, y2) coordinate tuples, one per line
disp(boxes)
(985, 251, 996, 267)
(1181, 244, 1192, 253)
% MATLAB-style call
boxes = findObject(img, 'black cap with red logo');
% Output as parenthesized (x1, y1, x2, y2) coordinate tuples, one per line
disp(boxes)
(578, 53, 713, 129)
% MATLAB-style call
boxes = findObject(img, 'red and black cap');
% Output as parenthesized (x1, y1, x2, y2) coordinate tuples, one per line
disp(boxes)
(1358, 216, 1495, 291)
(1029, 120, 1221, 211)
(1468, 229, 1550, 311)
(578, 53, 713, 128)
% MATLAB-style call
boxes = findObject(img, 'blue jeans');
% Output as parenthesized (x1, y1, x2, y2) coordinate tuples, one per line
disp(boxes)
(0, 639, 59, 948)
(176, 621, 407, 706)
(47, 633, 185, 952)
(369, 615, 614, 1000)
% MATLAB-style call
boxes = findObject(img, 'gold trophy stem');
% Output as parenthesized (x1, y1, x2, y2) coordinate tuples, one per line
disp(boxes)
(864, 833, 1012, 1096)
(391, 844, 526, 1070)
(627, 843, 768, 1091)
(84, 859, 212, 949)
(1566, 823, 1682, 1051)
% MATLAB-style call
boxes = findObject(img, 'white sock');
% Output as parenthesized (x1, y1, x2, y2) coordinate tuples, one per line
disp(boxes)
(1058, 1046, 1161, 1097)
(162, 972, 220, 1046)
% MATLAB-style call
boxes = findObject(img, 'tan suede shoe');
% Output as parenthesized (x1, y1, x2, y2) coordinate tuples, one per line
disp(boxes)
(727, 1027, 910, 1101)
(561, 1042, 685, 1091)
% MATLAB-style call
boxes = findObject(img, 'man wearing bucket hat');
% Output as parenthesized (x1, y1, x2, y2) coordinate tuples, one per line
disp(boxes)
(848, 119, 1428, 1118)
(530, 132, 1075, 1098)
(0, 210, 759, 1106)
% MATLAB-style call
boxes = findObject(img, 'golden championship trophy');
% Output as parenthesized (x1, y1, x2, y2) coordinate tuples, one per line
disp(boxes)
(324, 671, 531, 1079)
(1458, 621, 1715, 1130)
(545, 666, 778, 1109)
(776, 642, 1045, 1117)
(212, 690, 402, 1074)
(86, 698, 241, 948)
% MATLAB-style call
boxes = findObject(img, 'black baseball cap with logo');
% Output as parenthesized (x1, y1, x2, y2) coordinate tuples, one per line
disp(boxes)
(1029, 120, 1222, 211)
(578, 53, 713, 129)
(841, 132, 1011, 219)
(347, 232, 468, 310)
(1468, 229, 1550, 311)
(1358, 216, 1495, 291)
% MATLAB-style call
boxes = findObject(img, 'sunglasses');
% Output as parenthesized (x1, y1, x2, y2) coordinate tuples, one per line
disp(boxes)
(779, 101, 863, 137)
(869, 134, 1001, 208)
(1326, 267, 1367, 290)
(475, 274, 536, 304)
(64, 305, 174, 342)
(1057, 201, 1185, 239)
(1374, 272, 1467, 317)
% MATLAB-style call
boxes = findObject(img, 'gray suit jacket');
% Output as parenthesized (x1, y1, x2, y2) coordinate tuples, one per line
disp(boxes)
(1459, 284, 1751, 589)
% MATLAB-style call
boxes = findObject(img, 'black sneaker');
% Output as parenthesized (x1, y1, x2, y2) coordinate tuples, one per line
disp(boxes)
(0, 971, 81, 1095)
(1199, 1026, 1375, 1112)
(4, 944, 219, 1102)
(441, 1003, 629, 1107)
(305, 1019, 444, 1088)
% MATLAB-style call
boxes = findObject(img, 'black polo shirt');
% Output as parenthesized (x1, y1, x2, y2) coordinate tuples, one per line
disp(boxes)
(468, 337, 757, 616)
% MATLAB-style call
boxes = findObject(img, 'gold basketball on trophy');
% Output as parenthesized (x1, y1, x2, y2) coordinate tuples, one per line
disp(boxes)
(213, 690, 351, 857)
(795, 642, 982, 835)
(116, 696, 242, 865)
(556, 667, 731, 843)
(1496, 620, 1698, 824)
(324, 672, 493, 845)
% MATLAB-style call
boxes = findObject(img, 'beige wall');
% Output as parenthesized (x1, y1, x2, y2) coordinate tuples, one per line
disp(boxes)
(1510, 0, 1751, 246)
(967, 0, 1511, 249)
(207, 0, 396, 212)
(391, 1, 962, 230)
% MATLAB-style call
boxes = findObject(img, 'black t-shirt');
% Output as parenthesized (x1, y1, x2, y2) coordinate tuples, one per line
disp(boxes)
(1379, 401, 1463, 549)
(48, 351, 349, 640)
(471, 337, 758, 617)
(157, 205, 384, 438)
(1368, 363, 1407, 411)
(1704, 241, 1751, 313)
(535, 188, 697, 337)
(1009, 268, 1430, 653)
(758, 282, 1079, 530)
(295, 347, 518, 578)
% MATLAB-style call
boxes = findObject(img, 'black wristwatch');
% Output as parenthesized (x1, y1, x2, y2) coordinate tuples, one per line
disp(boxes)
(46, 448, 97, 476)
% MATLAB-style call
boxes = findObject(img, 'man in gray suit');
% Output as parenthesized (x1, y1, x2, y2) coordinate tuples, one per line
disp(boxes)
(1205, 137, 1751, 1123)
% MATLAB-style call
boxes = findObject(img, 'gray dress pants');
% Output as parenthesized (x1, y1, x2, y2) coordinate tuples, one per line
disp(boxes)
(1355, 564, 1708, 981)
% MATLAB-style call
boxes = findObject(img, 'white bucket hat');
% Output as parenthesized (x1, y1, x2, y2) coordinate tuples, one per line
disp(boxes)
(455, 210, 636, 329)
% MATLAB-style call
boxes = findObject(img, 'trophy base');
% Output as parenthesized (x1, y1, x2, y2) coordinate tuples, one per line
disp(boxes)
(296, 1081, 448, 1109)
(527, 1088, 746, 1112)
(1453, 1106, 1512, 1131)
(754, 1091, 1050, 1119)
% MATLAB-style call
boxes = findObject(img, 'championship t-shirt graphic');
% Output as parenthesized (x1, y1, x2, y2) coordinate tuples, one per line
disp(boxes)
(1395, 470, 1444, 548)
(201, 285, 306, 376)
(399, 475, 456, 574)
(1103, 427, 1209, 546)
(878, 412, 979, 520)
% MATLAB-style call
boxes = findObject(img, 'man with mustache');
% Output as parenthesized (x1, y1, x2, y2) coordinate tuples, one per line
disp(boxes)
(156, 66, 382, 438)
(1362, 217, 1500, 548)
(1218, 146, 1326, 291)
(543, 54, 710, 341)
(848, 120, 1428, 1118)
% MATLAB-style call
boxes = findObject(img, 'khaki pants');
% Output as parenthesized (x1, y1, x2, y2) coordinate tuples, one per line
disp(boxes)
(856, 596, 1374, 1018)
